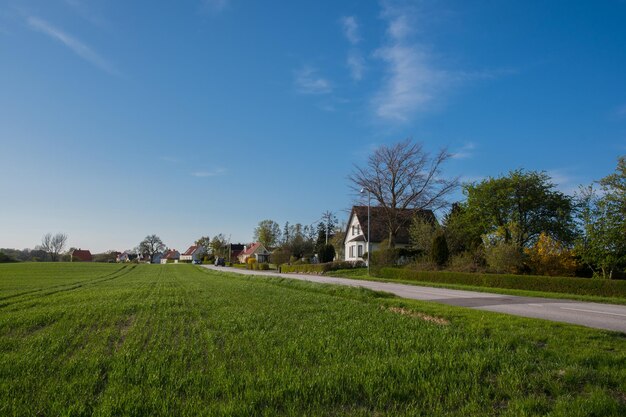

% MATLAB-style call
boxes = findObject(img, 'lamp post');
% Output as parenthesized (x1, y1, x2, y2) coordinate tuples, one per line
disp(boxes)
(360, 188, 371, 276)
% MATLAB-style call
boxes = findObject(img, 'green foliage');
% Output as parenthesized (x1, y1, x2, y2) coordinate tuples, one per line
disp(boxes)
(485, 241, 525, 274)
(0, 263, 625, 416)
(270, 247, 291, 266)
(409, 217, 438, 257)
(280, 261, 365, 274)
(210, 234, 228, 259)
(253, 219, 281, 249)
(431, 234, 449, 266)
(259, 263, 270, 271)
(317, 244, 336, 263)
(575, 158, 626, 278)
(0, 251, 17, 263)
(463, 170, 575, 248)
(378, 267, 626, 298)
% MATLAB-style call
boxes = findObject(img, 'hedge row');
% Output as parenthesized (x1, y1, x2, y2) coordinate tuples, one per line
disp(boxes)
(377, 268, 626, 298)
(281, 261, 365, 274)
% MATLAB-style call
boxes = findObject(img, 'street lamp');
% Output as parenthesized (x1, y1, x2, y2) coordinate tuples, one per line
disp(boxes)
(360, 187, 371, 276)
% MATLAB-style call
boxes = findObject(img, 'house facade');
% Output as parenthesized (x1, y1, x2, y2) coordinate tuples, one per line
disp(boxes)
(343, 206, 435, 262)
(237, 242, 270, 263)
(180, 245, 205, 263)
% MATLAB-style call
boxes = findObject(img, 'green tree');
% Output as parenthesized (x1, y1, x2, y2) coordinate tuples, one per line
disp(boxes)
(253, 220, 281, 249)
(318, 244, 336, 263)
(138, 235, 166, 262)
(195, 236, 211, 254)
(409, 216, 439, 257)
(210, 234, 228, 259)
(575, 157, 626, 278)
(431, 234, 449, 266)
(463, 170, 575, 249)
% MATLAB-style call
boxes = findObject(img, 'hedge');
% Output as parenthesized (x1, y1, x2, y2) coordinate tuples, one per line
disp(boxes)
(281, 261, 365, 274)
(377, 268, 626, 298)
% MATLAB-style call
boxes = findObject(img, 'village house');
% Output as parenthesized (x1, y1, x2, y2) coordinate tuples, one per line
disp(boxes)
(343, 206, 435, 262)
(180, 245, 205, 263)
(160, 249, 180, 264)
(237, 242, 270, 264)
(70, 249, 92, 262)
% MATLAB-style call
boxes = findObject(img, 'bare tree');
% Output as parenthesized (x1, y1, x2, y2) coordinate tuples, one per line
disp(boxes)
(40, 232, 68, 261)
(349, 139, 458, 247)
(138, 234, 166, 262)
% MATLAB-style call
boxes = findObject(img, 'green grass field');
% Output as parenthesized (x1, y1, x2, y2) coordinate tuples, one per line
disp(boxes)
(1, 263, 625, 416)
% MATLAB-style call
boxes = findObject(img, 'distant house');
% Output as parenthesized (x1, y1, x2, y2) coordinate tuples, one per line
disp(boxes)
(160, 250, 180, 264)
(237, 242, 270, 263)
(180, 245, 205, 263)
(116, 251, 140, 263)
(151, 252, 164, 264)
(343, 206, 435, 262)
(71, 249, 93, 262)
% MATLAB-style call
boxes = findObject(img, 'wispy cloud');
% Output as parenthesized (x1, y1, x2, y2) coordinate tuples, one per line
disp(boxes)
(371, 3, 450, 122)
(341, 16, 360, 44)
(202, 0, 230, 13)
(294, 66, 332, 95)
(451, 142, 476, 160)
(27, 16, 119, 76)
(191, 168, 226, 177)
(347, 50, 365, 81)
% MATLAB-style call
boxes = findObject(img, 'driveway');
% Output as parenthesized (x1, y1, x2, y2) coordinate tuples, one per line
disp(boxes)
(202, 265, 626, 333)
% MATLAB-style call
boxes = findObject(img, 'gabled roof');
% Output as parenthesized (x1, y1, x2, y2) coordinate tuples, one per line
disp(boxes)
(240, 242, 265, 256)
(71, 249, 92, 261)
(164, 250, 180, 260)
(345, 206, 436, 245)
(182, 245, 200, 256)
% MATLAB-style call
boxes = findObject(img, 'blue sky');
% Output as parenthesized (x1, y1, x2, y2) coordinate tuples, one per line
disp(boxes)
(1, 0, 625, 253)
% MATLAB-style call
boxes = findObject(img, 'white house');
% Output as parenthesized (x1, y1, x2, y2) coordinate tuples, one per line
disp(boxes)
(343, 205, 435, 262)
(180, 245, 205, 263)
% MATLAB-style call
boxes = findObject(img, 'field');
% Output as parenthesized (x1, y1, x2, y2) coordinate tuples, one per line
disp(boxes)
(1, 263, 625, 416)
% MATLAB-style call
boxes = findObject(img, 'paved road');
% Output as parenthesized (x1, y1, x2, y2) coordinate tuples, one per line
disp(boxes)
(202, 265, 626, 333)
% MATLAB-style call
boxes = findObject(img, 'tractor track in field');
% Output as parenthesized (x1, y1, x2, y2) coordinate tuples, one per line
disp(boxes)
(0, 265, 137, 309)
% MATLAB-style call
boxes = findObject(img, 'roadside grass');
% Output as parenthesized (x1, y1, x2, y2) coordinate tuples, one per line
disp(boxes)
(0, 263, 624, 416)
(325, 268, 626, 306)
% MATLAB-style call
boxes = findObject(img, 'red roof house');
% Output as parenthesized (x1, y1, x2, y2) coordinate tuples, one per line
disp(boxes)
(71, 249, 93, 262)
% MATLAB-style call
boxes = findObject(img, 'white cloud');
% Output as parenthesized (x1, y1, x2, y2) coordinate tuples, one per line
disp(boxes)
(341, 16, 360, 44)
(372, 42, 448, 121)
(191, 168, 226, 177)
(347, 50, 365, 81)
(371, 2, 451, 122)
(27, 16, 119, 76)
(294, 66, 332, 95)
(451, 142, 476, 160)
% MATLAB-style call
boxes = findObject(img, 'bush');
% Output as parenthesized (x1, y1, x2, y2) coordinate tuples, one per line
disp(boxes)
(280, 261, 365, 274)
(0, 252, 16, 263)
(431, 234, 449, 266)
(377, 268, 626, 298)
(485, 242, 525, 274)
(247, 257, 257, 270)
(259, 263, 270, 271)
(318, 244, 336, 263)
(448, 252, 484, 273)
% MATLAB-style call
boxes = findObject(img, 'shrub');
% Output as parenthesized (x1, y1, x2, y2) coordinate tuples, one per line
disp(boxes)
(485, 242, 525, 274)
(431, 234, 449, 266)
(259, 263, 270, 270)
(377, 268, 626, 298)
(0, 252, 17, 263)
(247, 257, 257, 270)
(280, 260, 365, 274)
(525, 233, 578, 277)
(448, 252, 484, 273)
(318, 244, 336, 263)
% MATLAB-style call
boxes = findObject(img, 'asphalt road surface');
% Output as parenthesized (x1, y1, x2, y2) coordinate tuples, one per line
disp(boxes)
(202, 265, 626, 333)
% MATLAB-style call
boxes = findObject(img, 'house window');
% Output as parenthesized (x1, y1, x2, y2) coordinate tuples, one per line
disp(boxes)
(357, 245, 363, 257)
(357, 225, 361, 235)
(349, 245, 355, 258)
(351, 225, 356, 236)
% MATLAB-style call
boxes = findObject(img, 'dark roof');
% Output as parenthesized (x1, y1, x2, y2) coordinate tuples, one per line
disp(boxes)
(230, 243, 245, 251)
(347, 206, 436, 245)
(71, 249, 92, 262)
(164, 250, 180, 260)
